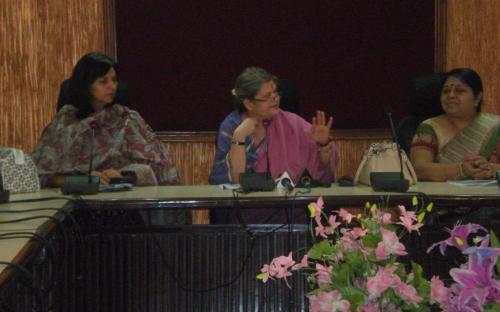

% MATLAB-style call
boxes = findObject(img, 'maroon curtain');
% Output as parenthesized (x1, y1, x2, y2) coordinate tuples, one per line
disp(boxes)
(116, 0, 434, 131)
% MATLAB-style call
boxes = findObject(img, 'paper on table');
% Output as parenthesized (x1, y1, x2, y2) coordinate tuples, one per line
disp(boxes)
(218, 184, 240, 190)
(447, 180, 498, 187)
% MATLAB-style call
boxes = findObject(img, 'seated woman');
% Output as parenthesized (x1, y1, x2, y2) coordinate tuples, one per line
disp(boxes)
(32, 52, 180, 187)
(209, 67, 339, 186)
(410, 68, 500, 181)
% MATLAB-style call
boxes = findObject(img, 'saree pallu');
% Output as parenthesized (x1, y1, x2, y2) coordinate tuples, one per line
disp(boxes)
(412, 113, 500, 164)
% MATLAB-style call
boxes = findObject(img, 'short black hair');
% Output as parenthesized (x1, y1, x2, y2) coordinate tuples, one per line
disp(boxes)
(68, 52, 118, 119)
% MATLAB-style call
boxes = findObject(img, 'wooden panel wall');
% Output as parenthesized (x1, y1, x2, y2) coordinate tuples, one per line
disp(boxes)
(158, 130, 391, 186)
(0, 0, 112, 152)
(438, 0, 499, 113)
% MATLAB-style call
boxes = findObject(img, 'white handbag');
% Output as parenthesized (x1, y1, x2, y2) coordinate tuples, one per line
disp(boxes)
(0, 148, 40, 193)
(354, 142, 418, 186)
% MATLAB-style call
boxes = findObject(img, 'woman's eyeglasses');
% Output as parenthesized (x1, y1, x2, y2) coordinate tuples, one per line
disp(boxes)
(253, 90, 281, 102)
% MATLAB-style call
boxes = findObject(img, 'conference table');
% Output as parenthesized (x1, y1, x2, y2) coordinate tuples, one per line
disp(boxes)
(0, 182, 499, 311)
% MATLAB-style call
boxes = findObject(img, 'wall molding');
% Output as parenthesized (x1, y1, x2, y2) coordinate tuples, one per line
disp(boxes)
(157, 128, 392, 143)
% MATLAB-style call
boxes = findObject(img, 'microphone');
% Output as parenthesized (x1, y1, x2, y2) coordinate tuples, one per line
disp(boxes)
(239, 120, 276, 192)
(295, 169, 331, 188)
(275, 172, 294, 192)
(61, 122, 100, 195)
(0, 173, 8, 203)
(88, 121, 97, 183)
(0, 188, 9, 203)
(385, 106, 405, 180)
(370, 106, 409, 192)
(263, 120, 272, 180)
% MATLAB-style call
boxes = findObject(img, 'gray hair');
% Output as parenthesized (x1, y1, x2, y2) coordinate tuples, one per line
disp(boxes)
(233, 67, 278, 113)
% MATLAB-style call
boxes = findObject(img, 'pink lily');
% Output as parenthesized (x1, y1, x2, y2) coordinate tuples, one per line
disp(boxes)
(448, 247, 500, 310)
(337, 208, 354, 223)
(430, 276, 451, 306)
(315, 263, 333, 286)
(366, 268, 394, 300)
(375, 228, 407, 260)
(397, 214, 423, 234)
(308, 290, 350, 312)
(292, 255, 308, 270)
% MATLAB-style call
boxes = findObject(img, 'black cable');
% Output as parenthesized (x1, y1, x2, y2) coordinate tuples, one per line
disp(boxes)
(0, 208, 83, 245)
(0, 195, 85, 248)
(0, 261, 45, 311)
(0, 233, 57, 292)
(0, 215, 69, 295)
(0, 196, 87, 312)
(146, 190, 261, 293)
(150, 229, 257, 293)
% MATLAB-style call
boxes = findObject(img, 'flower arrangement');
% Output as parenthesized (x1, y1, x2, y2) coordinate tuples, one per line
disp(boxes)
(257, 197, 500, 312)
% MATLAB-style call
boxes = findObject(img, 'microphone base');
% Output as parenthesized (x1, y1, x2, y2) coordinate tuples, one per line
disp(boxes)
(240, 172, 276, 192)
(370, 172, 409, 192)
(61, 175, 100, 195)
(0, 189, 9, 203)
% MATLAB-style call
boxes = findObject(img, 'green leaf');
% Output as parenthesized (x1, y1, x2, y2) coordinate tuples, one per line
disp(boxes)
(307, 239, 335, 260)
(483, 304, 500, 312)
(362, 232, 381, 248)
(490, 230, 500, 276)
(337, 286, 364, 308)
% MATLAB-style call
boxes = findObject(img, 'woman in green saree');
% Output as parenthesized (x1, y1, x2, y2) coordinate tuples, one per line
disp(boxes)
(410, 68, 500, 181)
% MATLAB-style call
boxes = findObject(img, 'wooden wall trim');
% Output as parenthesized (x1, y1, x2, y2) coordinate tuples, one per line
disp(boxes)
(157, 131, 217, 143)
(434, 0, 447, 72)
(102, 0, 117, 59)
(157, 128, 392, 143)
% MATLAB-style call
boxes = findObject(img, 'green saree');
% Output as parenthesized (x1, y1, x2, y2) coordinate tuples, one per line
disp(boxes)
(412, 113, 500, 164)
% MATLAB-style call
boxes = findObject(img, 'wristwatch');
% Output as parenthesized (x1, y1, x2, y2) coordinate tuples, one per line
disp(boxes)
(231, 139, 245, 146)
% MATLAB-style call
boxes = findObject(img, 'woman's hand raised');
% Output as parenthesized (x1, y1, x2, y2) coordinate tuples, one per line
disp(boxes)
(310, 111, 333, 145)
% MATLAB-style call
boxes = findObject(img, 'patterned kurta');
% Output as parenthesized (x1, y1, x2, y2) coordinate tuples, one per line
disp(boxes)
(32, 104, 179, 187)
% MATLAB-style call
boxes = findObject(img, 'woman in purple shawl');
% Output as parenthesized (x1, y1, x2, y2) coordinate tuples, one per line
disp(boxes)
(209, 67, 339, 186)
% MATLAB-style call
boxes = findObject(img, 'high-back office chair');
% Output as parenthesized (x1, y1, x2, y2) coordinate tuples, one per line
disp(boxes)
(278, 79, 300, 114)
(56, 79, 130, 112)
(396, 73, 445, 153)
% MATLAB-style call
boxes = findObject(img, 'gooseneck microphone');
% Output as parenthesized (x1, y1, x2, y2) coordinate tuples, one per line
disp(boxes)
(88, 121, 97, 183)
(0, 187, 9, 203)
(385, 106, 405, 181)
(369, 106, 409, 192)
(239, 120, 276, 192)
(61, 121, 100, 195)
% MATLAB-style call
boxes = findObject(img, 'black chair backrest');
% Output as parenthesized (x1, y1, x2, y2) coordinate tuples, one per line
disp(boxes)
(56, 79, 129, 112)
(396, 72, 445, 153)
(278, 79, 300, 115)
